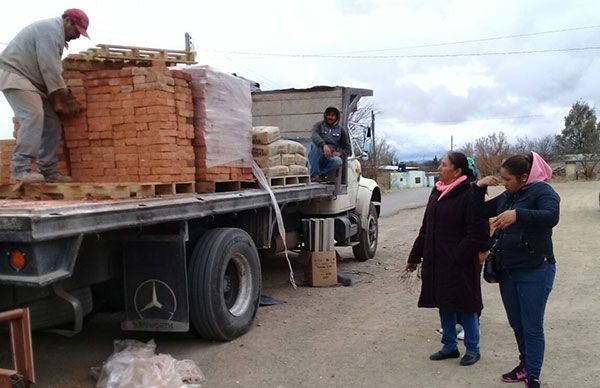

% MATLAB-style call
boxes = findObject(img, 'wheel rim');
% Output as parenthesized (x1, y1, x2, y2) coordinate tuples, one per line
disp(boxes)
(367, 215, 377, 251)
(223, 252, 253, 317)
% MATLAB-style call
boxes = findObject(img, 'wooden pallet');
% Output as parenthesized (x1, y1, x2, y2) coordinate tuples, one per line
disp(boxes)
(268, 175, 310, 187)
(196, 180, 257, 194)
(0, 181, 195, 200)
(78, 44, 197, 65)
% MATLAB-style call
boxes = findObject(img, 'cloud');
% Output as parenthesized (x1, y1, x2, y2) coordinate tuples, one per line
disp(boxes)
(1, 0, 599, 164)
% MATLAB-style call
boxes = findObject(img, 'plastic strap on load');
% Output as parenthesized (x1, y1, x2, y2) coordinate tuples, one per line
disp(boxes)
(252, 161, 297, 289)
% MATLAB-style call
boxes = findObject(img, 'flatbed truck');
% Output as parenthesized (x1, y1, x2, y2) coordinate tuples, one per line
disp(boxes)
(0, 86, 380, 340)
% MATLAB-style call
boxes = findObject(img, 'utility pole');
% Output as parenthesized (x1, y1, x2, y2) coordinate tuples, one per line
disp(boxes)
(185, 32, 192, 51)
(371, 110, 377, 180)
(450, 135, 454, 151)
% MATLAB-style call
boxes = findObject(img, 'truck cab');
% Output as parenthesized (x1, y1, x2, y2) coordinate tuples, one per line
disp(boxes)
(252, 86, 381, 260)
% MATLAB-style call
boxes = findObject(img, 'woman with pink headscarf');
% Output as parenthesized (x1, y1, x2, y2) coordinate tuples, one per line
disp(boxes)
(476, 152, 559, 388)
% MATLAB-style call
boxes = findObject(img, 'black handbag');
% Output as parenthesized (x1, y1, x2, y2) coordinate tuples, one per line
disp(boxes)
(483, 238, 500, 283)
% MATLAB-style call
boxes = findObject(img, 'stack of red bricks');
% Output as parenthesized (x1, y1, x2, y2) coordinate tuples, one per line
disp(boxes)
(186, 66, 254, 182)
(2, 62, 255, 189)
(0, 118, 69, 185)
(61, 64, 196, 182)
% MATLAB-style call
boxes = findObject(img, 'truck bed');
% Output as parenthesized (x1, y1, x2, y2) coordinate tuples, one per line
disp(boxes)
(0, 183, 335, 242)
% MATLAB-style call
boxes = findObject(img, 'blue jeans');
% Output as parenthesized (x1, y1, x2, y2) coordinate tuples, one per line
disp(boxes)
(308, 144, 342, 178)
(499, 262, 556, 379)
(3, 89, 62, 176)
(439, 309, 480, 355)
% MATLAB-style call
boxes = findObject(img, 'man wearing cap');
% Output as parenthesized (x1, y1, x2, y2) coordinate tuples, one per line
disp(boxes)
(309, 106, 352, 182)
(0, 9, 89, 183)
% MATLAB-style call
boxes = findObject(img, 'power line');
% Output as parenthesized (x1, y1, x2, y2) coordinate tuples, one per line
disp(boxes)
(208, 45, 600, 59)
(379, 114, 559, 125)
(333, 24, 600, 54)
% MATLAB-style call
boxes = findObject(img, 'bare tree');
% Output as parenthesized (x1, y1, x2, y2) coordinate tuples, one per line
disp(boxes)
(474, 132, 512, 176)
(348, 102, 374, 156)
(457, 142, 475, 158)
(361, 135, 397, 180)
(513, 134, 557, 161)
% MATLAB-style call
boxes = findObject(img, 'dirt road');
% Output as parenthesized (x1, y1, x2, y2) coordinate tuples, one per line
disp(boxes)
(3, 181, 599, 387)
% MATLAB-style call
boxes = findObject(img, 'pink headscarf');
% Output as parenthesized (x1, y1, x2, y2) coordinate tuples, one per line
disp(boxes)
(526, 151, 553, 184)
(435, 175, 467, 201)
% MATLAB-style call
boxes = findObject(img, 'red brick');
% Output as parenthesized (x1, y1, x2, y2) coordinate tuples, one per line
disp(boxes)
(87, 85, 114, 95)
(110, 116, 124, 125)
(87, 101, 112, 110)
(112, 108, 135, 116)
(114, 123, 137, 132)
(87, 108, 110, 118)
(108, 78, 133, 86)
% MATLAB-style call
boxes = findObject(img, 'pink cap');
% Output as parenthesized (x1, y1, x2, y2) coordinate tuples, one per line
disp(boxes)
(64, 8, 90, 38)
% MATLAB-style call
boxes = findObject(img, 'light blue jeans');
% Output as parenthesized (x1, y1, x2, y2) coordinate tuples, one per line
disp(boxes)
(308, 144, 342, 178)
(439, 309, 480, 356)
(3, 88, 61, 177)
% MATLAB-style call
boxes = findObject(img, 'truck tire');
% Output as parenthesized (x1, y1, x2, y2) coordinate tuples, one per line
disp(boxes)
(188, 228, 261, 341)
(353, 203, 378, 261)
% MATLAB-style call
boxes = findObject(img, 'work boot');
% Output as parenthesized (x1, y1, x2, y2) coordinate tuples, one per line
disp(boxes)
(12, 171, 45, 183)
(45, 174, 72, 183)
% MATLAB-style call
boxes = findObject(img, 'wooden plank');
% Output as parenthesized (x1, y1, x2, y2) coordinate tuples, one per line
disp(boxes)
(174, 182, 195, 194)
(78, 44, 197, 65)
(267, 175, 310, 187)
(196, 180, 241, 194)
(154, 183, 175, 196)
(0, 181, 194, 200)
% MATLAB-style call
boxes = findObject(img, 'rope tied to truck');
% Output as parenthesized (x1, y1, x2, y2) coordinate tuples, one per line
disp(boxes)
(252, 161, 297, 289)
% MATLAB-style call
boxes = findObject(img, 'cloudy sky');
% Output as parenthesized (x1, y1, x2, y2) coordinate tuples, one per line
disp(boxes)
(1, 0, 600, 160)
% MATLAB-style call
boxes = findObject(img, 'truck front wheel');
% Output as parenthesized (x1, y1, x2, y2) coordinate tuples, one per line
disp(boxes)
(188, 228, 261, 340)
(353, 203, 378, 261)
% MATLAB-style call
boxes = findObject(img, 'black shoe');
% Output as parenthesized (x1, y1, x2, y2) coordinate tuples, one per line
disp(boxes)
(460, 353, 481, 366)
(525, 377, 541, 388)
(429, 349, 460, 360)
(311, 176, 322, 182)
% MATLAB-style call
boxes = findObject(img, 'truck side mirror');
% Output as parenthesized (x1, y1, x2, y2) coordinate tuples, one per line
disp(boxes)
(361, 138, 372, 159)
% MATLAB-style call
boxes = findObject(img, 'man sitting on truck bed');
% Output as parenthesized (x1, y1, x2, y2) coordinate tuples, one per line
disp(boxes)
(309, 106, 351, 182)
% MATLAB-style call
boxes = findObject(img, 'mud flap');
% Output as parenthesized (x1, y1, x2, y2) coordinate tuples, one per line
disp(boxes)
(121, 228, 189, 332)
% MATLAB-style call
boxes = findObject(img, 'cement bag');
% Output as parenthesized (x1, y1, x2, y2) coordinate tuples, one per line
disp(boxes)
(294, 153, 308, 166)
(262, 165, 289, 177)
(281, 140, 307, 156)
(252, 140, 288, 157)
(252, 126, 281, 145)
(281, 154, 296, 166)
(254, 154, 282, 169)
(289, 165, 309, 175)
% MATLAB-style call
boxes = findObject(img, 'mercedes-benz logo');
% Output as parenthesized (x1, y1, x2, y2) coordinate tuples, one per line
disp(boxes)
(134, 279, 177, 320)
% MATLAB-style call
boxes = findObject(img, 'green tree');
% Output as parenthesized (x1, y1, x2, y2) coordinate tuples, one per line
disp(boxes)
(556, 101, 600, 178)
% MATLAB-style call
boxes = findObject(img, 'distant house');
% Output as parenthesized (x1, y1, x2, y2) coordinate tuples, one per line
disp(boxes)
(390, 170, 427, 190)
(564, 154, 600, 180)
(426, 172, 439, 187)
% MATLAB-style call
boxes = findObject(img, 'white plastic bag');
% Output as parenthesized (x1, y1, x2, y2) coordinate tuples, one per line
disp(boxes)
(92, 339, 205, 388)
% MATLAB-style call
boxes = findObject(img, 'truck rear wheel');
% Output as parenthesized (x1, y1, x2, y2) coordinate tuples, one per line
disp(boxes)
(188, 228, 261, 340)
(353, 203, 378, 261)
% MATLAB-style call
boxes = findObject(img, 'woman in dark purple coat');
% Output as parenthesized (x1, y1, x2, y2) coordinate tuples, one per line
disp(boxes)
(405, 151, 489, 366)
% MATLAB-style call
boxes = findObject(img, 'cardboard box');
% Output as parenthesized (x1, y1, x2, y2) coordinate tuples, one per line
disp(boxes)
(300, 249, 337, 287)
